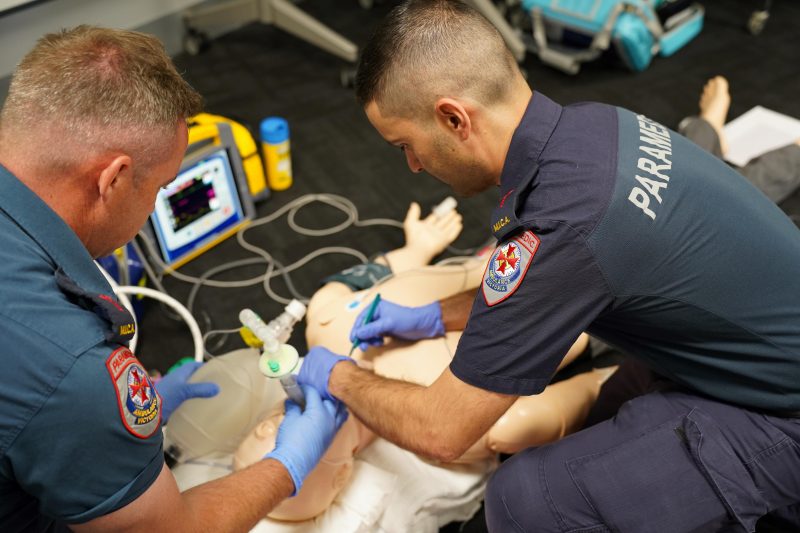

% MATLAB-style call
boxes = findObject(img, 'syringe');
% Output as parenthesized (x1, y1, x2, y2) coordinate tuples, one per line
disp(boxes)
(261, 353, 305, 409)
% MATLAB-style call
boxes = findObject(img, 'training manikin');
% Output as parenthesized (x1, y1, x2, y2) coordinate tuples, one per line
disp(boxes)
(228, 202, 615, 522)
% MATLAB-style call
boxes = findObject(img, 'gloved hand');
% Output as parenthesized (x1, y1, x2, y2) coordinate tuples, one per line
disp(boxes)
(349, 299, 444, 351)
(154, 361, 220, 423)
(297, 346, 354, 402)
(264, 385, 348, 494)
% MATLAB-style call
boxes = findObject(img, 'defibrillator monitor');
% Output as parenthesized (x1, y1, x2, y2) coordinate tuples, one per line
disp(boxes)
(145, 122, 254, 270)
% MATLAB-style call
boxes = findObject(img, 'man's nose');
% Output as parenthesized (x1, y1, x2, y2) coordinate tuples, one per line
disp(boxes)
(405, 149, 423, 173)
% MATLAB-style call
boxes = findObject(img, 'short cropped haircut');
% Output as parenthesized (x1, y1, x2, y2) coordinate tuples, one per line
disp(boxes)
(355, 0, 518, 118)
(0, 25, 203, 169)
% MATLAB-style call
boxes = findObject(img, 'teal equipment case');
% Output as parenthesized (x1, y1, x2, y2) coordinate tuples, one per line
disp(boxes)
(520, 0, 704, 74)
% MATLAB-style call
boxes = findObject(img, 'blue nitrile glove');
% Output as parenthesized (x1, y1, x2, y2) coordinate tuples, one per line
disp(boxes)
(349, 299, 444, 351)
(265, 385, 348, 494)
(154, 361, 220, 423)
(297, 346, 354, 402)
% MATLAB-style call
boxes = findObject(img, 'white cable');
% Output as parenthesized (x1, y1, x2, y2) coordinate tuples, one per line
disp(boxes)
(115, 285, 205, 363)
(186, 257, 269, 314)
(259, 246, 370, 305)
(435, 255, 484, 266)
(135, 192, 484, 317)
(137, 193, 402, 299)
(95, 261, 140, 353)
(138, 230, 273, 288)
(202, 327, 242, 359)
(96, 192, 407, 360)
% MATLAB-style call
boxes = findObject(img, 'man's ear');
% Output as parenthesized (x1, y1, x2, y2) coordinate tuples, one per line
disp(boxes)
(97, 154, 133, 200)
(434, 98, 471, 141)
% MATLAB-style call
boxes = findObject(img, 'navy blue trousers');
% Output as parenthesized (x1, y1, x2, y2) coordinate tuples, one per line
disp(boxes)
(485, 388, 800, 532)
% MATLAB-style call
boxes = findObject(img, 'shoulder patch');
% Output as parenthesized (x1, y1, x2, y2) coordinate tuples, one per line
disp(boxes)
(106, 347, 161, 439)
(482, 231, 540, 307)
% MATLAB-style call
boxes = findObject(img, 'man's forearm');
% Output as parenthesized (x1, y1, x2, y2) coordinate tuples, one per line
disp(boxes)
(440, 288, 477, 331)
(73, 459, 295, 533)
(328, 362, 488, 462)
(180, 458, 294, 531)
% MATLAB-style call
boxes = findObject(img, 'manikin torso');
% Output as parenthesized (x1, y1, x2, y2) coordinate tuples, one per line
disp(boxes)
(233, 257, 611, 521)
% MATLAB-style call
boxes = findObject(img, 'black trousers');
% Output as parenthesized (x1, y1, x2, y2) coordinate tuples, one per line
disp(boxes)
(678, 116, 800, 204)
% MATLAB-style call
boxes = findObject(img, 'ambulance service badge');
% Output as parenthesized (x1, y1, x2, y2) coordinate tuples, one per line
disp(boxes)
(106, 347, 161, 438)
(482, 231, 540, 306)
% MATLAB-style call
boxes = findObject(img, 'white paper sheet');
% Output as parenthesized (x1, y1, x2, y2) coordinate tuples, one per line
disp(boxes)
(723, 106, 800, 167)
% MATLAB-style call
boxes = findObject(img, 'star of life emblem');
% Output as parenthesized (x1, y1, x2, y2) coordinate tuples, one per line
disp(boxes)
(127, 366, 154, 409)
(106, 347, 161, 439)
(482, 231, 540, 306)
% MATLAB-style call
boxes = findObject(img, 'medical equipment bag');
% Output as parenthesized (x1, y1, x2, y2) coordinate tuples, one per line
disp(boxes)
(520, 0, 704, 74)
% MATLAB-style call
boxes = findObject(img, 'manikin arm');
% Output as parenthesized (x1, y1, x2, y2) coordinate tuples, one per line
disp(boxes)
(328, 362, 517, 462)
(375, 202, 463, 273)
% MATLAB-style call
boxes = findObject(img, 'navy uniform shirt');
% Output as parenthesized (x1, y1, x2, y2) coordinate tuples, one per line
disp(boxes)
(0, 164, 163, 531)
(452, 92, 800, 413)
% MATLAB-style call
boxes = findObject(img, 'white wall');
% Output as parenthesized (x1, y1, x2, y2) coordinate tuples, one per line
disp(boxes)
(0, 0, 201, 79)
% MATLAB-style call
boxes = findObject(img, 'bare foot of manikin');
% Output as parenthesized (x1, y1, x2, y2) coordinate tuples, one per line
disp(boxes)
(699, 75, 731, 155)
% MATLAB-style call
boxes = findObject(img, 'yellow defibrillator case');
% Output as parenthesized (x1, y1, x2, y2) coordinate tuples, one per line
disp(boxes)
(188, 113, 270, 201)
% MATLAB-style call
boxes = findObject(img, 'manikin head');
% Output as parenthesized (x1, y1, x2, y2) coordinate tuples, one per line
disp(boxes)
(355, 0, 532, 197)
(0, 26, 203, 258)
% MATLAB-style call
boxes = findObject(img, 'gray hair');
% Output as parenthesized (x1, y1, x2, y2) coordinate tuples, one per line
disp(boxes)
(0, 25, 202, 170)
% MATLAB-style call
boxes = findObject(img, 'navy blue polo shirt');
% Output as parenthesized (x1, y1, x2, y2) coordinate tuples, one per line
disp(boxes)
(0, 164, 163, 531)
(452, 92, 800, 413)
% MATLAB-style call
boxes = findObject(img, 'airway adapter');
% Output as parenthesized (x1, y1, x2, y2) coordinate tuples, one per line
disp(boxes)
(432, 196, 458, 219)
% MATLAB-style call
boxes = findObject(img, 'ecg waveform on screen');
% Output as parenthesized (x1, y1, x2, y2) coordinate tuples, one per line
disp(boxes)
(166, 171, 217, 232)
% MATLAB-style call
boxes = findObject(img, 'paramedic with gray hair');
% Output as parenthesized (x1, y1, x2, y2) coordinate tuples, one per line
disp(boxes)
(297, 1, 800, 531)
(0, 26, 345, 532)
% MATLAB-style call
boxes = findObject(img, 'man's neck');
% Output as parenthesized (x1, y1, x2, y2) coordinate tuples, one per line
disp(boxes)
(1, 148, 93, 250)
(487, 82, 533, 185)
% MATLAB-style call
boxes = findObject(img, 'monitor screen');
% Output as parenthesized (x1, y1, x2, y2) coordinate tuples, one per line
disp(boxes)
(149, 146, 247, 267)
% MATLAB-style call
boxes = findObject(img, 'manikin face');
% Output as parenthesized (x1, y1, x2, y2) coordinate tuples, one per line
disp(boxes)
(92, 121, 188, 257)
(365, 100, 492, 197)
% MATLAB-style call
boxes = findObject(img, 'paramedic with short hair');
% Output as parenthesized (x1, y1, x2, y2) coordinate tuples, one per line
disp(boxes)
(0, 26, 345, 532)
(298, 1, 800, 531)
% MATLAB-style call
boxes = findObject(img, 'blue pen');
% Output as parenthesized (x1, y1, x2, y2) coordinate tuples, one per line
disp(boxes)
(349, 293, 381, 356)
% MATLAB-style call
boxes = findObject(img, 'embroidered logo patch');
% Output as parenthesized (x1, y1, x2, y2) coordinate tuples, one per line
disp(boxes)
(482, 231, 540, 306)
(106, 347, 160, 439)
